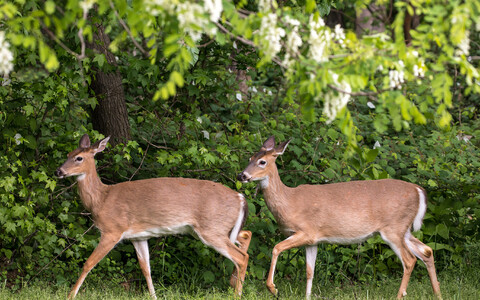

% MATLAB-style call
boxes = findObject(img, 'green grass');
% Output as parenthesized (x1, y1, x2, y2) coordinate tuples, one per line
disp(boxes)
(1, 270, 479, 299)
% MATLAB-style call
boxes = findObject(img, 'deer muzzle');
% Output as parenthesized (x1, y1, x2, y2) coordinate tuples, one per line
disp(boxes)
(237, 172, 251, 183)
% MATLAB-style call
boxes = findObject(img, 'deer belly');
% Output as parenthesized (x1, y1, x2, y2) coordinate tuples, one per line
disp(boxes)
(317, 232, 374, 245)
(122, 224, 193, 241)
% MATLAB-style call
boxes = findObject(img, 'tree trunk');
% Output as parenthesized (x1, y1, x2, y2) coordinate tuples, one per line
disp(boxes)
(404, 5, 420, 45)
(355, 4, 386, 36)
(88, 24, 131, 145)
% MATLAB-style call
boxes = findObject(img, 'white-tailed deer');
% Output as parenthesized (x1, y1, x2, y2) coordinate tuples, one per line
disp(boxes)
(55, 134, 252, 299)
(237, 136, 441, 299)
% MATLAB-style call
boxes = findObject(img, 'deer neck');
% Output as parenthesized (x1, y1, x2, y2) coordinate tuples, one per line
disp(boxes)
(76, 170, 108, 213)
(260, 164, 290, 221)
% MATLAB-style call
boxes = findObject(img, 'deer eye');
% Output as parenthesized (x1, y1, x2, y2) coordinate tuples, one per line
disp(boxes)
(258, 160, 267, 166)
(75, 156, 83, 162)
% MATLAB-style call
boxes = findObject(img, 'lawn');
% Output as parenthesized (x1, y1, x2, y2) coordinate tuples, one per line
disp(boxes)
(1, 269, 478, 299)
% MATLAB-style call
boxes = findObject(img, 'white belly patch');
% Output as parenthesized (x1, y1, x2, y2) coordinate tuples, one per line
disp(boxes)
(122, 224, 193, 241)
(317, 233, 374, 245)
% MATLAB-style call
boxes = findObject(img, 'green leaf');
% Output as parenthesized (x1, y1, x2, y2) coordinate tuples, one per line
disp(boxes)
(305, 0, 316, 13)
(203, 270, 215, 283)
(171, 71, 184, 87)
(435, 223, 449, 239)
(45, 0, 55, 14)
(93, 54, 106, 68)
(365, 149, 379, 163)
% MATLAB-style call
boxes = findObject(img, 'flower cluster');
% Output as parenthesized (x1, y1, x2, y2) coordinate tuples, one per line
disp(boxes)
(389, 61, 405, 89)
(308, 17, 331, 63)
(389, 70, 404, 89)
(0, 32, 14, 76)
(282, 16, 302, 67)
(259, 13, 285, 58)
(332, 24, 346, 47)
(413, 61, 426, 78)
(146, 0, 222, 42)
(323, 72, 351, 123)
(455, 31, 470, 57)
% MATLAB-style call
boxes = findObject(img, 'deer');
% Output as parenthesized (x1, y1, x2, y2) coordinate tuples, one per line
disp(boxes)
(237, 136, 441, 299)
(55, 134, 252, 299)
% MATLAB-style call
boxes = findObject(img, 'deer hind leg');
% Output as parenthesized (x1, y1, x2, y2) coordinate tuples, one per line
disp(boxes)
(197, 233, 249, 296)
(68, 234, 121, 299)
(405, 233, 442, 299)
(132, 240, 156, 299)
(230, 230, 252, 289)
(380, 230, 417, 299)
(305, 245, 318, 300)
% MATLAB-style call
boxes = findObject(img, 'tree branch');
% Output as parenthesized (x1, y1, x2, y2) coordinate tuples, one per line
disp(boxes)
(110, 1, 150, 58)
(41, 22, 83, 59)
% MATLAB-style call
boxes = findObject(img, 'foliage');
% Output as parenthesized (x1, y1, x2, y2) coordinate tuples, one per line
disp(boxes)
(0, 0, 479, 295)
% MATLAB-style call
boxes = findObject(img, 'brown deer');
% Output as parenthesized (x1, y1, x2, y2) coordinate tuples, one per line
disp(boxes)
(55, 134, 252, 299)
(237, 136, 441, 299)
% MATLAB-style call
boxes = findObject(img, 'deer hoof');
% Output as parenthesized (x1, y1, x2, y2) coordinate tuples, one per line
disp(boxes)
(267, 284, 278, 296)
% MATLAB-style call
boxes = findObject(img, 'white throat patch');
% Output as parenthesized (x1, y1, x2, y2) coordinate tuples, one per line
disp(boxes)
(259, 176, 269, 188)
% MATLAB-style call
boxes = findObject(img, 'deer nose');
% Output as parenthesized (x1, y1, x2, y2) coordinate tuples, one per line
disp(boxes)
(55, 168, 64, 178)
(237, 172, 249, 182)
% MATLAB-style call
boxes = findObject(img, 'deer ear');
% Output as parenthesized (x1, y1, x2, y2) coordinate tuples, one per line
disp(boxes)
(92, 136, 110, 155)
(262, 136, 275, 151)
(79, 134, 91, 149)
(274, 139, 291, 156)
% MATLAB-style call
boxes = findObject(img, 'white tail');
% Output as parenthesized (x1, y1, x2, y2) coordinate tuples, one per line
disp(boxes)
(237, 136, 441, 299)
(55, 134, 252, 299)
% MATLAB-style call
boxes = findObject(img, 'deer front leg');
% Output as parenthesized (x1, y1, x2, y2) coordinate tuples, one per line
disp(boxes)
(68, 234, 121, 299)
(267, 233, 309, 296)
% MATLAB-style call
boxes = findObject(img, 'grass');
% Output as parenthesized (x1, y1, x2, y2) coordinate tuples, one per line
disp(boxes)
(1, 270, 479, 299)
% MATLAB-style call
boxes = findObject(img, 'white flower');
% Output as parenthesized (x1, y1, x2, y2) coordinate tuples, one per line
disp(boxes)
(367, 101, 375, 109)
(201, 130, 210, 139)
(236, 92, 242, 101)
(284, 15, 301, 27)
(333, 24, 345, 47)
(373, 141, 381, 149)
(413, 61, 426, 78)
(177, 3, 206, 42)
(196, 116, 203, 123)
(258, 0, 275, 12)
(14, 133, 22, 145)
(259, 13, 285, 58)
(323, 72, 351, 123)
(389, 70, 405, 89)
(204, 0, 222, 22)
(308, 16, 331, 63)
(283, 29, 302, 67)
(455, 31, 470, 56)
(79, 0, 95, 13)
(0, 31, 14, 76)
(146, 0, 221, 42)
